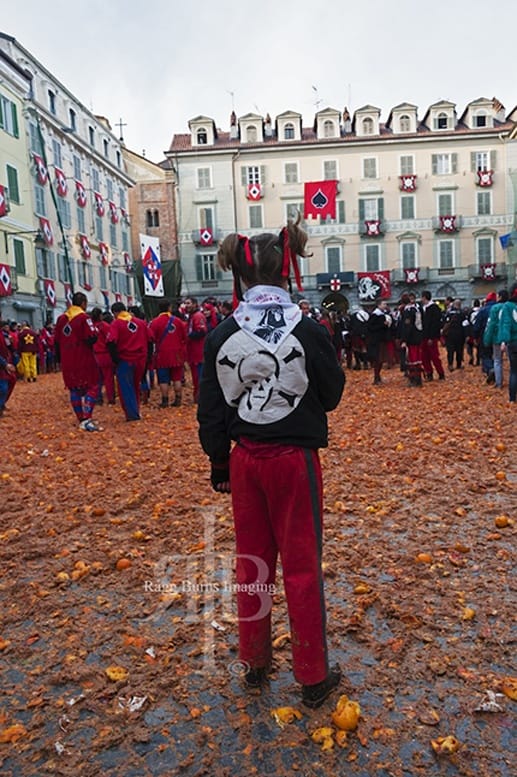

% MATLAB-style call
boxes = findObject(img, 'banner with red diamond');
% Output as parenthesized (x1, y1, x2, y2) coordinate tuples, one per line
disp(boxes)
(55, 167, 68, 197)
(0, 263, 12, 296)
(75, 180, 87, 207)
(99, 242, 110, 266)
(63, 282, 73, 307)
(200, 228, 213, 246)
(79, 234, 91, 260)
(108, 201, 119, 224)
(44, 278, 56, 307)
(0, 184, 8, 217)
(94, 192, 105, 217)
(247, 183, 262, 200)
(33, 154, 48, 185)
(39, 217, 54, 246)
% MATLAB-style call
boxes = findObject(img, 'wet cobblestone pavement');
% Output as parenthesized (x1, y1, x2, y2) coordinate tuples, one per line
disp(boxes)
(0, 370, 515, 776)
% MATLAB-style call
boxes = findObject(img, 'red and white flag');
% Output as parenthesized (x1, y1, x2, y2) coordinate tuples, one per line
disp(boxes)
(200, 227, 213, 246)
(44, 279, 56, 307)
(127, 295, 134, 307)
(55, 167, 68, 197)
(94, 191, 105, 217)
(120, 207, 130, 225)
(399, 175, 417, 192)
(79, 234, 91, 260)
(33, 153, 48, 185)
(98, 242, 110, 266)
(247, 183, 262, 200)
(357, 270, 391, 301)
(108, 201, 119, 224)
(114, 292, 122, 302)
(0, 264, 12, 296)
(123, 251, 132, 272)
(75, 180, 87, 207)
(481, 263, 496, 280)
(63, 282, 73, 307)
(39, 217, 54, 246)
(404, 268, 420, 284)
(303, 180, 337, 220)
(0, 184, 8, 217)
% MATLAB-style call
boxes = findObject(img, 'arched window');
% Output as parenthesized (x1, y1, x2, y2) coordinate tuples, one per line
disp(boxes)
(146, 209, 153, 228)
(246, 125, 257, 143)
(436, 112, 448, 130)
(197, 128, 208, 144)
(153, 209, 160, 227)
(399, 115, 411, 133)
(323, 120, 335, 138)
(284, 123, 295, 140)
(362, 117, 374, 135)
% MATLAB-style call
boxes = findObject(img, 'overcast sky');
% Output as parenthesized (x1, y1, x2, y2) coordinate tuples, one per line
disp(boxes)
(2, 0, 516, 162)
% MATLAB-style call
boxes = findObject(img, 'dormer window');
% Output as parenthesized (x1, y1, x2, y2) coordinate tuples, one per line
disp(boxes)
(474, 112, 487, 128)
(284, 123, 295, 140)
(323, 120, 335, 138)
(435, 112, 449, 130)
(246, 125, 257, 143)
(197, 128, 208, 144)
(362, 117, 374, 135)
(399, 115, 411, 133)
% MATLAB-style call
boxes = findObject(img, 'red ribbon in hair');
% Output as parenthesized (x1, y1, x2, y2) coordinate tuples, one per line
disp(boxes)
(238, 234, 254, 267)
(279, 228, 304, 291)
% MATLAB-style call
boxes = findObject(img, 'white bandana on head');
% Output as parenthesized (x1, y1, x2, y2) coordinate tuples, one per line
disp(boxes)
(233, 285, 302, 353)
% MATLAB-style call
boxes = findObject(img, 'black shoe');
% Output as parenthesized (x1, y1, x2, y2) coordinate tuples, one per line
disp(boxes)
(302, 665, 341, 709)
(160, 398, 169, 408)
(373, 377, 382, 385)
(438, 374, 445, 380)
(245, 666, 269, 688)
(486, 372, 495, 385)
(425, 373, 433, 381)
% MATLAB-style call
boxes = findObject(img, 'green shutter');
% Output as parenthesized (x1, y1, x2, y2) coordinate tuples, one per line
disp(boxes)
(431, 154, 438, 175)
(451, 153, 458, 174)
(338, 200, 345, 223)
(241, 166, 247, 186)
(11, 103, 19, 138)
(13, 239, 26, 275)
(195, 254, 203, 281)
(260, 165, 266, 184)
(377, 198, 384, 221)
(358, 199, 365, 221)
(6, 165, 19, 203)
(0, 97, 4, 130)
(490, 150, 497, 170)
(470, 152, 477, 173)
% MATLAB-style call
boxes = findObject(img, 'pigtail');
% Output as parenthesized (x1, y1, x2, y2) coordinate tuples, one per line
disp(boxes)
(278, 213, 310, 292)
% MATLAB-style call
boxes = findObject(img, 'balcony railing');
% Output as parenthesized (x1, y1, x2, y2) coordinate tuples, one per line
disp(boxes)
(432, 215, 463, 233)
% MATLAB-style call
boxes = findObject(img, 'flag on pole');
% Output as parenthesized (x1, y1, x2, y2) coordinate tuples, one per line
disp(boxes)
(0, 264, 12, 296)
(75, 180, 87, 207)
(140, 234, 164, 297)
(357, 270, 391, 301)
(499, 233, 513, 250)
(63, 282, 73, 307)
(39, 217, 54, 246)
(44, 279, 56, 307)
(55, 167, 68, 197)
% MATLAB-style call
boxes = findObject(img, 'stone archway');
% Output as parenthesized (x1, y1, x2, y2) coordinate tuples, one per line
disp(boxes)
(321, 291, 349, 313)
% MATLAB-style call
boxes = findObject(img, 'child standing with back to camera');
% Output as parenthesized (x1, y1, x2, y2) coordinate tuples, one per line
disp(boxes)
(197, 216, 345, 708)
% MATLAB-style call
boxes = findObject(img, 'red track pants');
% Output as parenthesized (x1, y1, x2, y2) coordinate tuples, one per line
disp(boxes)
(230, 439, 329, 685)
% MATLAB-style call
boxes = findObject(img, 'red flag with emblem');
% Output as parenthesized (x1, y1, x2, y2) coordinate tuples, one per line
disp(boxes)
(481, 263, 496, 280)
(303, 180, 337, 219)
(75, 180, 87, 207)
(123, 252, 132, 272)
(247, 183, 262, 200)
(33, 154, 48, 185)
(98, 242, 109, 266)
(357, 270, 391, 301)
(200, 227, 213, 246)
(0, 184, 8, 217)
(39, 217, 54, 246)
(404, 268, 420, 284)
(0, 264, 12, 296)
(55, 167, 68, 197)
(79, 234, 91, 260)
(44, 279, 56, 307)
(477, 170, 493, 187)
(108, 201, 119, 224)
(114, 292, 122, 302)
(94, 192, 105, 217)
(63, 282, 73, 307)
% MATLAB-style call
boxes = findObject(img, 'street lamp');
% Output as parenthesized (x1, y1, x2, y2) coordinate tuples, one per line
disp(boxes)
(1, 228, 47, 254)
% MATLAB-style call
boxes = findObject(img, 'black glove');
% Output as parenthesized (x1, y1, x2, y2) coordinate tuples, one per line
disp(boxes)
(210, 461, 230, 491)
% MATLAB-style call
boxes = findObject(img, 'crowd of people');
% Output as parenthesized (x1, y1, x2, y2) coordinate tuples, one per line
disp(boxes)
(1, 283, 517, 424)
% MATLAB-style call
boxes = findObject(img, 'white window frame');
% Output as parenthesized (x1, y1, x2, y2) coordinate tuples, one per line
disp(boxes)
(475, 151, 490, 171)
(438, 239, 455, 269)
(476, 190, 491, 216)
(323, 120, 335, 138)
(196, 167, 212, 189)
(401, 241, 418, 268)
(249, 203, 263, 229)
(362, 117, 374, 135)
(245, 165, 261, 185)
(246, 125, 257, 143)
(400, 195, 415, 220)
(399, 115, 411, 133)
(363, 198, 378, 220)
(284, 162, 299, 184)
(437, 192, 454, 216)
(476, 236, 493, 264)
(362, 157, 378, 179)
(284, 123, 295, 140)
(434, 112, 449, 130)
(399, 155, 415, 175)
(323, 159, 338, 180)
(201, 253, 217, 281)
(199, 206, 214, 230)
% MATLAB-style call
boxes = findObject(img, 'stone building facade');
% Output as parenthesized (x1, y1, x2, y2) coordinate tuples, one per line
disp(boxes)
(167, 100, 517, 308)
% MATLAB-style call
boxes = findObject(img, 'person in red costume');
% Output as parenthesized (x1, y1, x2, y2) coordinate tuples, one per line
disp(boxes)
(0, 320, 17, 417)
(18, 322, 39, 382)
(148, 299, 187, 408)
(54, 292, 102, 431)
(107, 302, 151, 421)
(90, 308, 116, 405)
(198, 216, 345, 709)
(184, 297, 207, 403)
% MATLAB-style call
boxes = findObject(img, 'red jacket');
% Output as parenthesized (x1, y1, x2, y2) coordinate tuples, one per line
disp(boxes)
(108, 313, 150, 363)
(148, 313, 187, 369)
(55, 307, 99, 389)
(18, 327, 39, 353)
(186, 309, 207, 364)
